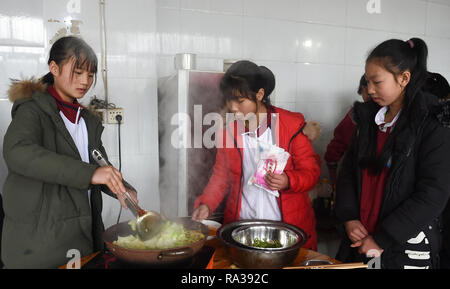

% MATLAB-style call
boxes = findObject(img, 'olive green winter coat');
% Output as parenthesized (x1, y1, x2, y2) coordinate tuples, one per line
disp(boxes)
(2, 79, 111, 268)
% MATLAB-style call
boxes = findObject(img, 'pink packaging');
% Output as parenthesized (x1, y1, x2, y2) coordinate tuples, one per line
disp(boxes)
(248, 141, 290, 197)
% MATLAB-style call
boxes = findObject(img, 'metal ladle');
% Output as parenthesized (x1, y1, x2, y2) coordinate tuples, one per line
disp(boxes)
(91, 149, 165, 241)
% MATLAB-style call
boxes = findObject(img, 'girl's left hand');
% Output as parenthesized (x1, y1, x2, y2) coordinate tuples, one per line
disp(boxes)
(264, 172, 289, 191)
(351, 235, 384, 257)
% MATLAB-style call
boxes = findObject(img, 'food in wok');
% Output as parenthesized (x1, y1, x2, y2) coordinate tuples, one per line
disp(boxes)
(113, 219, 205, 250)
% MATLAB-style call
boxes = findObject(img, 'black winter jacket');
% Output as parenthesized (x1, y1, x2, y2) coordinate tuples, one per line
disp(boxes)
(335, 91, 450, 268)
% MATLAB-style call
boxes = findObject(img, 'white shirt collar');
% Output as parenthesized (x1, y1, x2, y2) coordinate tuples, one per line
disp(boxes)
(375, 106, 401, 132)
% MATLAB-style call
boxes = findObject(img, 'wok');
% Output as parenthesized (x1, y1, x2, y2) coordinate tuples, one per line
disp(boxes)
(103, 217, 209, 265)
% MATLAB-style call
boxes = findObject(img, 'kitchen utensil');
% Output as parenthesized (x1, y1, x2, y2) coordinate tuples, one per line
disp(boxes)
(103, 217, 209, 265)
(300, 259, 334, 266)
(283, 262, 367, 269)
(217, 219, 308, 269)
(91, 149, 165, 240)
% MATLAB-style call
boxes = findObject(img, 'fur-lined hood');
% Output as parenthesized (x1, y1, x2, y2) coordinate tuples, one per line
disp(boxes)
(7, 78, 47, 103)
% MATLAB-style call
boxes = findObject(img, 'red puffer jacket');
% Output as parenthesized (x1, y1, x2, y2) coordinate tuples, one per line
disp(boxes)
(194, 106, 320, 250)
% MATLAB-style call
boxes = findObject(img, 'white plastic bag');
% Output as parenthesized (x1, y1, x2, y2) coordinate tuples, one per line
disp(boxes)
(248, 141, 290, 197)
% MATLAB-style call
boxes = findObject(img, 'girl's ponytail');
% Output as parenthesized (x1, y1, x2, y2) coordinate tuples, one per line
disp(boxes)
(406, 38, 428, 101)
(40, 72, 54, 85)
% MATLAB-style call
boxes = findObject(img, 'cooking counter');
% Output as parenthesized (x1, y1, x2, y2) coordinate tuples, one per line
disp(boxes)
(59, 235, 339, 269)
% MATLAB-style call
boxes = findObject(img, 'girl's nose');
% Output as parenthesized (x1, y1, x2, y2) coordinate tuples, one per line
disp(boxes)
(227, 101, 239, 113)
(367, 82, 376, 96)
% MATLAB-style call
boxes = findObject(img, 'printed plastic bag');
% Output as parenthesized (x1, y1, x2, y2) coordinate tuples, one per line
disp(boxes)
(248, 141, 290, 197)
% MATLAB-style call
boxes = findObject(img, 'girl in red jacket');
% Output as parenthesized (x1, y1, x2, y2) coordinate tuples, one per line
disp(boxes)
(192, 60, 321, 250)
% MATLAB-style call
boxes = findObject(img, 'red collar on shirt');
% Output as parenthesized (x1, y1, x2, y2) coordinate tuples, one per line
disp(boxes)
(48, 85, 84, 124)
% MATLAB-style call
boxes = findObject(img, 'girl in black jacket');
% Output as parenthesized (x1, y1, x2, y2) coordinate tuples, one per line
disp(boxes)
(335, 38, 450, 269)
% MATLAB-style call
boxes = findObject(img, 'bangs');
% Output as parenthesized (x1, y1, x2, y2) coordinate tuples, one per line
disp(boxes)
(74, 54, 97, 74)
(220, 75, 255, 102)
(68, 46, 98, 84)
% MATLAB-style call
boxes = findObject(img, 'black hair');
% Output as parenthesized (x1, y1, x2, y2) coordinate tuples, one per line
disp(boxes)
(357, 74, 367, 95)
(359, 38, 429, 173)
(41, 36, 98, 85)
(220, 60, 275, 106)
(423, 72, 450, 100)
(367, 38, 428, 110)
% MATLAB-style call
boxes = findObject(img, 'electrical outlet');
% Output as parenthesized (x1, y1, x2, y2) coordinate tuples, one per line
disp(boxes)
(107, 108, 124, 124)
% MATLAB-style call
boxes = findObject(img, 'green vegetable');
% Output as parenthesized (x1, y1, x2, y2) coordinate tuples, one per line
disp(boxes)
(252, 238, 282, 248)
(113, 220, 204, 250)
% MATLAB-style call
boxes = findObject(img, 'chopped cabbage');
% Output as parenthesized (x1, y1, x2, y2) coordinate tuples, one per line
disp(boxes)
(113, 220, 204, 250)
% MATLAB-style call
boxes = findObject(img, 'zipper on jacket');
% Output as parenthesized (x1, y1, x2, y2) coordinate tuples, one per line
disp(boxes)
(378, 113, 427, 221)
(287, 123, 307, 169)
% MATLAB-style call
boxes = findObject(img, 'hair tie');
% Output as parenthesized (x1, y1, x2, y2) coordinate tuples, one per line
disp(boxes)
(407, 39, 414, 48)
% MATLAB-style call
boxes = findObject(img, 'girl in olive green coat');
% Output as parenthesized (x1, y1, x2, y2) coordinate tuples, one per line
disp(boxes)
(2, 36, 134, 268)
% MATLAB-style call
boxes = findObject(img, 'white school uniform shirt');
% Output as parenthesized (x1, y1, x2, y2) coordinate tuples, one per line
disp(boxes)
(60, 107, 91, 207)
(239, 126, 282, 221)
(375, 106, 401, 132)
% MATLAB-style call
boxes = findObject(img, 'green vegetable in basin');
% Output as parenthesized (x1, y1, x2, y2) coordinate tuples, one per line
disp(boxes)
(252, 238, 282, 248)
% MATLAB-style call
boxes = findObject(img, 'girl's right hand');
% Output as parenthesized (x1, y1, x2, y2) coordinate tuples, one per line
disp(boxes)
(191, 204, 210, 221)
(344, 220, 369, 243)
(91, 166, 127, 205)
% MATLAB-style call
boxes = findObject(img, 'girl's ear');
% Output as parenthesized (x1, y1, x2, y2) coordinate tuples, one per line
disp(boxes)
(256, 88, 265, 102)
(399, 70, 411, 89)
(49, 60, 59, 77)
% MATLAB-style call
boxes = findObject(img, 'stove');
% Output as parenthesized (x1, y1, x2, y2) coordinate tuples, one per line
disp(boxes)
(82, 246, 215, 269)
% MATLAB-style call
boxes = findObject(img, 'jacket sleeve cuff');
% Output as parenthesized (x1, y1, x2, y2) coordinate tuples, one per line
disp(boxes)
(334, 213, 360, 227)
(281, 170, 296, 193)
(77, 163, 98, 189)
(372, 229, 396, 249)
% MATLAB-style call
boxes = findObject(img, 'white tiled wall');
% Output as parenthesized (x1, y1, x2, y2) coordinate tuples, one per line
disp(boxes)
(1, 0, 450, 238)
(156, 0, 450, 182)
(0, 0, 159, 229)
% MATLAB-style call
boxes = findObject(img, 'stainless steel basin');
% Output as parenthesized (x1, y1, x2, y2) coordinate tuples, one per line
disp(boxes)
(231, 225, 299, 250)
(217, 220, 308, 269)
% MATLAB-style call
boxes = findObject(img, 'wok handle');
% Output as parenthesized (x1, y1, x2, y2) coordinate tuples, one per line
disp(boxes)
(157, 247, 194, 260)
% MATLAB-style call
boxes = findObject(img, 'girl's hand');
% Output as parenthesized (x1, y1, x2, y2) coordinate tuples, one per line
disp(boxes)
(350, 235, 384, 257)
(264, 172, 289, 191)
(91, 166, 128, 206)
(345, 220, 369, 243)
(192, 204, 210, 221)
